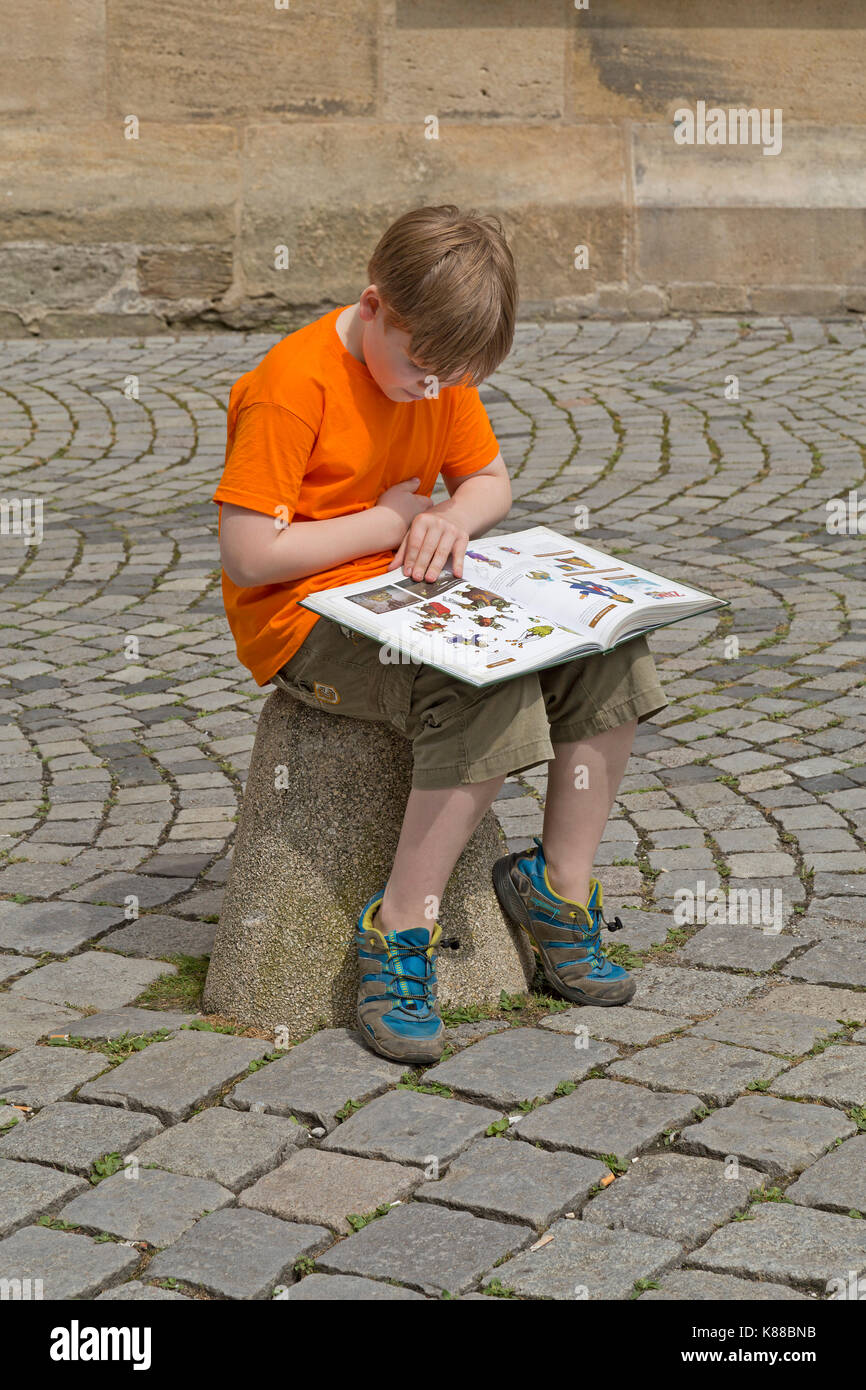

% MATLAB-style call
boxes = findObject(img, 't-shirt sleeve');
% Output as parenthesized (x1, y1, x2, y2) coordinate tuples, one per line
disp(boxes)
(439, 387, 501, 481)
(212, 402, 316, 524)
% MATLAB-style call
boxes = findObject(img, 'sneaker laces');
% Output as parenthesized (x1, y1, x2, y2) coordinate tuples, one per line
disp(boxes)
(565, 907, 606, 969)
(528, 837, 623, 969)
(590, 904, 625, 933)
(380, 933, 436, 1015)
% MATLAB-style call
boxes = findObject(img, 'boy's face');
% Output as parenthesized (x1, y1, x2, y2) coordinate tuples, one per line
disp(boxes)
(358, 288, 467, 402)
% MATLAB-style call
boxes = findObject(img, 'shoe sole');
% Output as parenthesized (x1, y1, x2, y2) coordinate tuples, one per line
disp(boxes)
(492, 855, 635, 1007)
(355, 1005, 444, 1065)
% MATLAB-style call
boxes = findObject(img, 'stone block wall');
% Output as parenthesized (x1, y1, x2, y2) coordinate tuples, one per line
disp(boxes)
(2, 0, 865, 336)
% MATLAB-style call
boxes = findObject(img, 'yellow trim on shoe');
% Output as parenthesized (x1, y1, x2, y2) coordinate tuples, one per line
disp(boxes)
(362, 907, 443, 954)
(542, 863, 589, 910)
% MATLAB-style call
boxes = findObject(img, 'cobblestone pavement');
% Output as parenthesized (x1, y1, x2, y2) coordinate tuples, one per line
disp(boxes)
(0, 315, 865, 1302)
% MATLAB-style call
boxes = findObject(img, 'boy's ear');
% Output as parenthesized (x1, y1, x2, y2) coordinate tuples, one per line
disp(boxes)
(357, 286, 383, 322)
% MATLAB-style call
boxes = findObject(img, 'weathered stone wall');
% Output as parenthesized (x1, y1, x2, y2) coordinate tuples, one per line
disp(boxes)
(2, 0, 864, 336)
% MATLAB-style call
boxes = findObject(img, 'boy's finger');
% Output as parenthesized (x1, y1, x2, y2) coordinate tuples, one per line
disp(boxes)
(410, 527, 441, 579)
(401, 517, 426, 574)
(451, 533, 468, 579)
(424, 533, 454, 582)
(387, 535, 408, 571)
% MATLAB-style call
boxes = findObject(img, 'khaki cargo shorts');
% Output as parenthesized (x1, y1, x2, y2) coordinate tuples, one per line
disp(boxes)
(271, 618, 668, 790)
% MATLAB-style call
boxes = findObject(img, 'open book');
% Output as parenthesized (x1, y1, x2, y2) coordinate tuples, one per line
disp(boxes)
(300, 525, 727, 688)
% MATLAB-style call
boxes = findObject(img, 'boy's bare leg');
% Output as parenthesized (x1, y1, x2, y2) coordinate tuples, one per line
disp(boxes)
(379, 774, 507, 934)
(541, 720, 638, 906)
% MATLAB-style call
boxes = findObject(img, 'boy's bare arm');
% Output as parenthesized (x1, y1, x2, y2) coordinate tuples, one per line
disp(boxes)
(219, 479, 432, 587)
(388, 453, 511, 583)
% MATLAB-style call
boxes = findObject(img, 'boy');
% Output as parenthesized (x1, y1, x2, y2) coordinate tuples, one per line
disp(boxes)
(213, 205, 668, 1065)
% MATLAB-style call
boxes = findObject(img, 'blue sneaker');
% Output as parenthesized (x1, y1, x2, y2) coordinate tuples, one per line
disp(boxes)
(355, 892, 445, 1063)
(492, 836, 635, 1005)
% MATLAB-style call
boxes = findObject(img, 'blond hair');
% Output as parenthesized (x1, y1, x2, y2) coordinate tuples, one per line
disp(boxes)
(366, 204, 518, 387)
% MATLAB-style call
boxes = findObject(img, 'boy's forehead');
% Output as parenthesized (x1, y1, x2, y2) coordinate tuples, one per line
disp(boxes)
(384, 322, 471, 388)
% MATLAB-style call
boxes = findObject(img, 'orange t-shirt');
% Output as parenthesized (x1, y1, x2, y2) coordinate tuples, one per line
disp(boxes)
(213, 304, 501, 685)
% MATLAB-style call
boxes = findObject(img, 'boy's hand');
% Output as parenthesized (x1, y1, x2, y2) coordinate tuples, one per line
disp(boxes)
(388, 506, 469, 582)
(375, 478, 433, 548)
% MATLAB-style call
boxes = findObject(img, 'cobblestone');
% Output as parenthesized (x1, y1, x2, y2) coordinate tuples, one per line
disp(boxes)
(0, 1044, 109, 1109)
(317, 1202, 533, 1297)
(78, 1029, 272, 1125)
(131, 1106, 305, 1192)
(96, 1281, 190, 1301)
(226, 1028, 405, 1133)
(414, 1137, 608, 1229)
(782, 940, 866, 988)
(320, 1089, 501, 1168)
(64, 1007, 197, 1039)
(281, 1272, 427, 1300)
(607, 1037, 792, 1105)
(0, 1158, 88, 1237)
(102, 914, 216, 958)
(0, 997, 84, 1049)
(675, 925, 815, 972)
(423, 1027, 619, 1108)
(513, 1079, 704, 1160)
(0, 1225, 139, 1299)
(637, 1269, 812, 1301)
(146, 1208, 332, 1299)
(686, 1204, 866, 1294)
(677, 1095, 857, 1178)
(581, 1153, 767, 1247)
(767, 1045, 866, 1108)
(538, 1004, 692, 1046)
(0, 901, 127, 953)
(239, 1148, 421, 1234)
(785, 1135, 866, 1216)
(58, 1167, 235, 1247)
(687, 1008, 841, 1056)
(0, 1101, 163, 1175)
(749, 983, 866, 1024)
(626, 964, 766, 1017)
(2, 317, 866, 1299)
(7, 952, 174, 1011)
(483, 1220, 682, 1301)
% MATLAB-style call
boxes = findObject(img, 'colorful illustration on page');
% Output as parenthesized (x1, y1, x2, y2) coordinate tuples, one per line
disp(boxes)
(466, 550, 502, 569)
(566, 579, 634, 604)
(588, 605, 618, 628)
(395, 573, 460, 600)
(506, 621, 555, 649)
(603, 573, 683, 600)
(348, 585, 419, 615)
(411, 618, 447, 633)
(454, 585, 512, 613)
(553, 555, 595, 572)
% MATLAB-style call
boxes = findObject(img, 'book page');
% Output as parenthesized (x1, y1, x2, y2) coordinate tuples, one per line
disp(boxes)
(461, 528, 721, 648)
(304, 566, 583, 682)
(302, 525, 724, 679)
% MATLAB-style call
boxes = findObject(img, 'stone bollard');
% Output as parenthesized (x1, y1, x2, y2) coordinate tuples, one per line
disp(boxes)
(203, 691, 536, 1038)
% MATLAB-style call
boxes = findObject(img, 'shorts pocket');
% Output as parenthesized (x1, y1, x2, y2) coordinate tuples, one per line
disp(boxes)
(272, 654, 316, 700)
